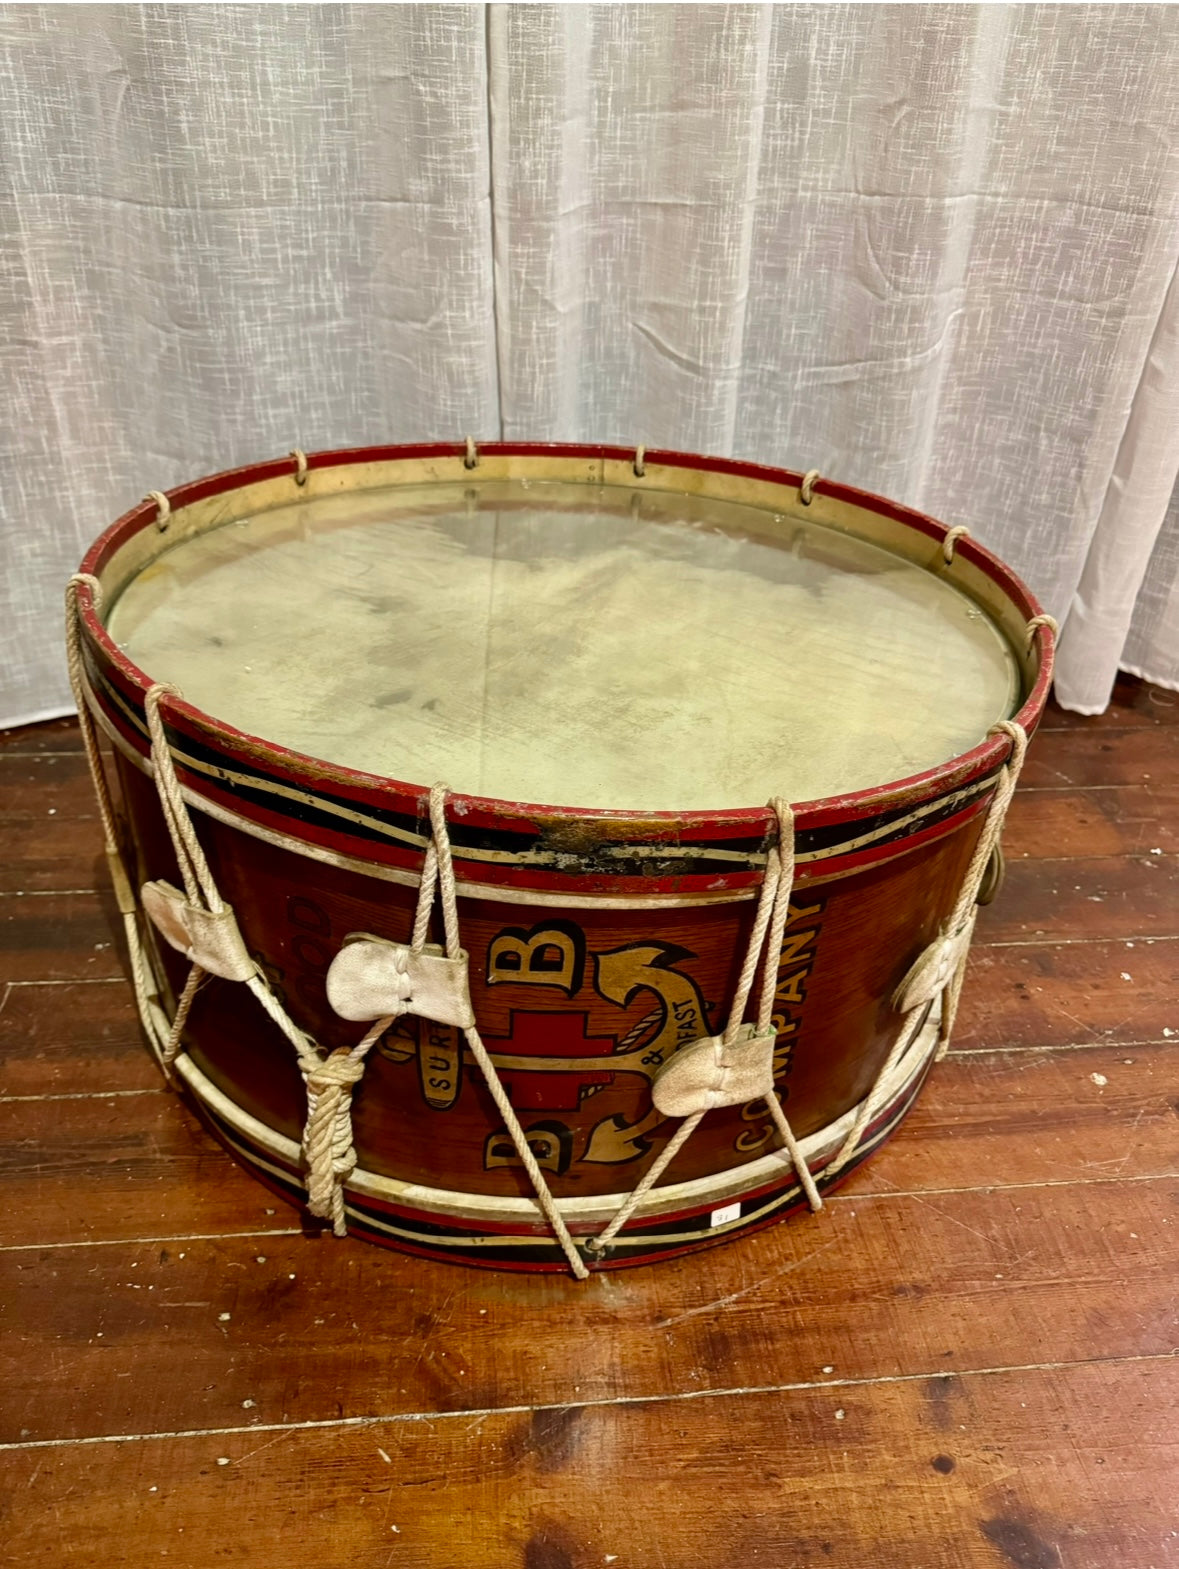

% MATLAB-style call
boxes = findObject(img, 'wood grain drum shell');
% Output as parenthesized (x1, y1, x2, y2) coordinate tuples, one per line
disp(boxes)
(72, 443, 1055, 1271)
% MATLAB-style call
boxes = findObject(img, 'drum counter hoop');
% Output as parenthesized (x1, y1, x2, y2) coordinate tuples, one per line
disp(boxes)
(67, 442, 1055, 1276)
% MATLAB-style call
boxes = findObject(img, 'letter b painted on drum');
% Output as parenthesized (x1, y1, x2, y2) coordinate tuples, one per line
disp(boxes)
(486, 921, 585, 995)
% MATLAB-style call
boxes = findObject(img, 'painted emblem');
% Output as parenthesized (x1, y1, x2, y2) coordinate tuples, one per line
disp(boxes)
(286, 895, 825, 1170)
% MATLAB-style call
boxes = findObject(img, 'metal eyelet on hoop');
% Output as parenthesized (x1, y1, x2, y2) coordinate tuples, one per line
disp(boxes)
(799, 469, 820, 506)
(145, 491, 171, 532)
(633, 445, 646, 478)
(464, 435, 479, 471)
(290, 448, 308, 487)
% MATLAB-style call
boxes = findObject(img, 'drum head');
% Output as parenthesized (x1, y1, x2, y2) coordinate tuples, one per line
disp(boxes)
(105, 478, 1020, 811)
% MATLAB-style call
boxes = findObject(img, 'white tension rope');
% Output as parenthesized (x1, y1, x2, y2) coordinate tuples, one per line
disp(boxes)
(65, 573, 1033, 1277)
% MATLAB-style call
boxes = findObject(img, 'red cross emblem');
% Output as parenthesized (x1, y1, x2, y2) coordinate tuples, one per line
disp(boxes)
(485, 1011, 616, 1111)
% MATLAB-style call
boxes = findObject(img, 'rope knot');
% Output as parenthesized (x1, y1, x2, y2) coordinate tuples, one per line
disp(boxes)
(305, 1048, 366, 1098)
(303, 1047, 368, 1236)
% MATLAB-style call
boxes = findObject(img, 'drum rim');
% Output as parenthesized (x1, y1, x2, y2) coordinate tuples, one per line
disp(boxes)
(75, 440, 1055, 840)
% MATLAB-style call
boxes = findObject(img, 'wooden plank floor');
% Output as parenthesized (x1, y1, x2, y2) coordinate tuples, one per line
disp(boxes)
(2, 679, 1177, 1568)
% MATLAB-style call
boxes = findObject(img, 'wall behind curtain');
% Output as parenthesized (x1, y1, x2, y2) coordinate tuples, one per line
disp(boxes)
(2, 3, 1178, 728)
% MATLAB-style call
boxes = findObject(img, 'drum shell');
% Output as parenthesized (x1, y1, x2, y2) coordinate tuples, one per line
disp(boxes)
(112, 748, 985, 1202)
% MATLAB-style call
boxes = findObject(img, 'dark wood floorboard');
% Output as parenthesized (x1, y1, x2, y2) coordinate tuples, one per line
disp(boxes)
(0, 715, 84, 755)
(1, 685, 1177, 1567)
(1037, 672, 1178, 729)
(3, 1177, 1175, 1446)
(955, 939, 1177, 1049)
(0, 980, 155, 1096)
(4, 1361, 1176, 1569)
(1004, 784, 1179, 858)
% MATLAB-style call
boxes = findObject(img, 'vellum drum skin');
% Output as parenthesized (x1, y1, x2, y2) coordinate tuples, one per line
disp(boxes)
(70, 444, 1054, 1273)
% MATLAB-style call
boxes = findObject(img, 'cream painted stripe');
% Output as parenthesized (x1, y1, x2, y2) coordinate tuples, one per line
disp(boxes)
(108, 1084, 908, 1255)
(340, 1092, 913, 1254)
(6, 975, 126, 987)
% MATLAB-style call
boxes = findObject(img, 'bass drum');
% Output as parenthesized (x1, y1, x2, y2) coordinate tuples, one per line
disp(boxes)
(68, 443, 1054, 1273)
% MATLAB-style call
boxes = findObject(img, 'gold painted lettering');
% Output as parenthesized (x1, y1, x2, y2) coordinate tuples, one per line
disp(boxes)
(485, 1120, 573, 1175)
(417, 1022, 462, 1110)
(774, 969, 809, 1007)
(735, 1125, 774, 1154)
(776, 928, 818, 968)
(487, 920, 585, 995)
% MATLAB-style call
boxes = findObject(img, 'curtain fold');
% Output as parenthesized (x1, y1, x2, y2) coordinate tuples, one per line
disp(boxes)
(1122, 476, 1179, 694)
(1053, 255, 1179, 710)
(488, 3, 1179, 708)
(2, 3, 1177, 728)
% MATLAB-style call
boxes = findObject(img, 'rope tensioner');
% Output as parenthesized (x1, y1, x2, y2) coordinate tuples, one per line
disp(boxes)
(1026, 612, 1058, 651)
(942, 524, 970, 564)
(145, 491, 171, 531)
(893, 718, 1028, 1062)
(587, 798, 820, 1256)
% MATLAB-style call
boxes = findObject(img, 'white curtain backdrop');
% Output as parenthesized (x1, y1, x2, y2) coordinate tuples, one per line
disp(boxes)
(0, 4, 498, 725)
(3, 3, 1178, 728)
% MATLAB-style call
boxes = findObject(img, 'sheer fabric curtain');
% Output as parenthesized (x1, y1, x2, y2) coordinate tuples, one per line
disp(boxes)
(0, 4, 497, 725)
(487, 3, 1179, 712)
(2, 3, 1177, 727)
